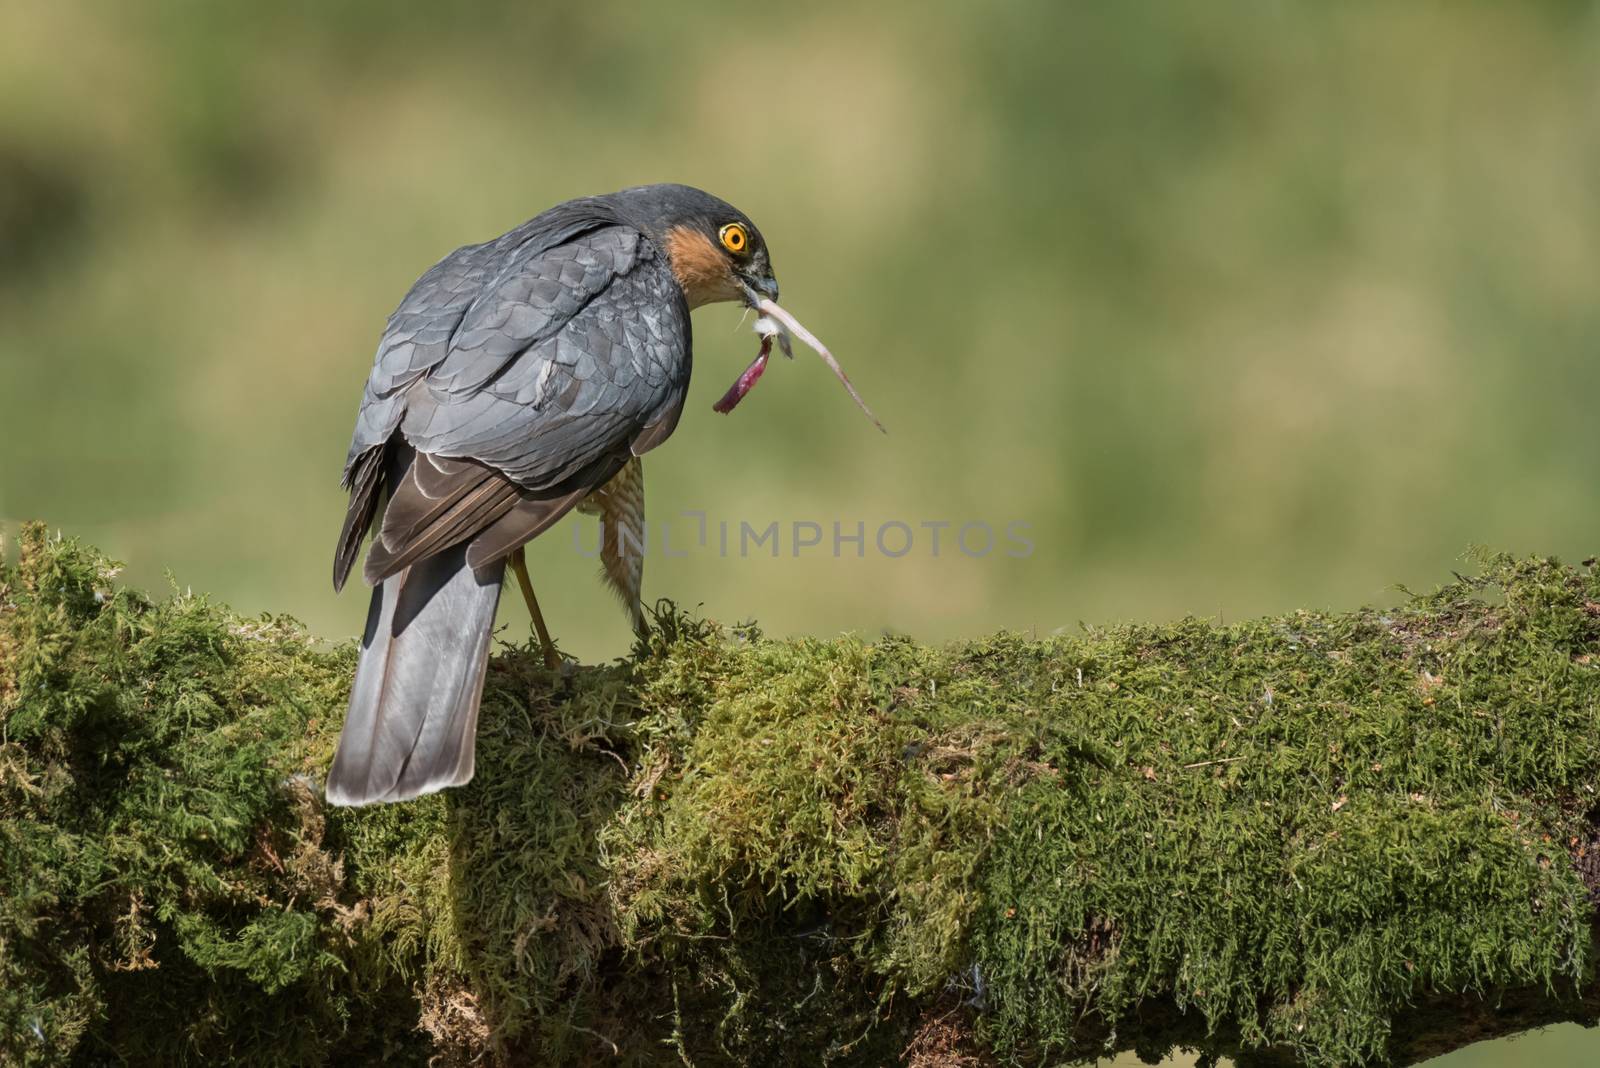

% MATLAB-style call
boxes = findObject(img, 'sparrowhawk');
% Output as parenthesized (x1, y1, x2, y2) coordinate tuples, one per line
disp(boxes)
(325, 184, 877, 806)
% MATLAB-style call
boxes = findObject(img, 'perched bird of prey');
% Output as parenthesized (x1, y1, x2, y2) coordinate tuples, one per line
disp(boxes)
(326, 184, 878, 807)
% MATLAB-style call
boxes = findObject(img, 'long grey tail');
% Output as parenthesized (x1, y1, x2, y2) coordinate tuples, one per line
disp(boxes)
(325, 542, 503, 806)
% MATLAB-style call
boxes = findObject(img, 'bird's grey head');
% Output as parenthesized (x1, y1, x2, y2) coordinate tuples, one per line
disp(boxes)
(605, 183, 779, 310)
(601, 183, 883, 432)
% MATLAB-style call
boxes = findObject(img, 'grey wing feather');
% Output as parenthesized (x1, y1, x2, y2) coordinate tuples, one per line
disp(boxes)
(400, 235, 688, 488)
(337, 220, 689, 587)
(341, 206, 661, 470)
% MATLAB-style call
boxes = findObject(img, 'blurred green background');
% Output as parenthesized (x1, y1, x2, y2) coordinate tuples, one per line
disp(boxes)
(1, 3, 1597, 1062)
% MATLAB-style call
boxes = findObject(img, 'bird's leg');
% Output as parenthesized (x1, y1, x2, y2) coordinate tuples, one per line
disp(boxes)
(584, 459, 648, 638)
(509, 547, 561, 670)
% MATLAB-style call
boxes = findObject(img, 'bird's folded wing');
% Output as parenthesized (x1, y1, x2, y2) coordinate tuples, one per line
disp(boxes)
(400, 254, 688, 487)
(362, 452, 521, 584)
(343, 221, 690, 587)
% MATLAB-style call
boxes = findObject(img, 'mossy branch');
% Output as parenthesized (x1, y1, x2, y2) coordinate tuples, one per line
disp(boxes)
(2, 523, 1598, 1067)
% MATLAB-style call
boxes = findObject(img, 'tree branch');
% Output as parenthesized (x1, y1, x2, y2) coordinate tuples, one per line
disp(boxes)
(2, 523, 1597, 1067)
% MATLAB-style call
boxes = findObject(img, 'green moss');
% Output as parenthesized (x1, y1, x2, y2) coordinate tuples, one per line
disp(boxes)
(0, 525, 395, 1065)
(968, 574, 1600, 1066)
(3, 526, 1597, 1066)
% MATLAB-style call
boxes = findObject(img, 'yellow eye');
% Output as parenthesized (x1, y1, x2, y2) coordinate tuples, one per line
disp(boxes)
(719, 222, 749, 254)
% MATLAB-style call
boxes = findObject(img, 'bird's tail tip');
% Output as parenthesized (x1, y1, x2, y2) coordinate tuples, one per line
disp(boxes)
(326, 546, 501, 807)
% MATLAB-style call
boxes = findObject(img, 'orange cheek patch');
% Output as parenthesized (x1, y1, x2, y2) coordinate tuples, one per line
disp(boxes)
(664, 225, 740, 308)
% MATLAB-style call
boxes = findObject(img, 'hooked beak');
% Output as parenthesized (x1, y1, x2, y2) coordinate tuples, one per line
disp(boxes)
(741, 271, 780, 304)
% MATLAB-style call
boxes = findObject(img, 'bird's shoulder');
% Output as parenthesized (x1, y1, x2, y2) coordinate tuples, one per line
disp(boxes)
(427, 223, 687, 401)
(366, 221, 643, 391)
